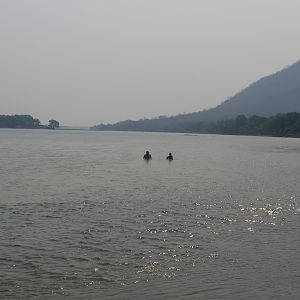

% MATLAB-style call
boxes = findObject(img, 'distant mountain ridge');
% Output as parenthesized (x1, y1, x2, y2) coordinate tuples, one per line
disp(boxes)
(207, 60, 300, 119)
(92, 60, 300, 131)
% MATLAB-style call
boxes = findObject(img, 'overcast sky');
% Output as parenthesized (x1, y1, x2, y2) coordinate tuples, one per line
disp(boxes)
(1, 0, 300, 126)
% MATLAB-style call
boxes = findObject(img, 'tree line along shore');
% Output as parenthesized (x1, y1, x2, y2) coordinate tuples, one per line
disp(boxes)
(0, 115, 59, 129)
(91, 112, 300, 138)
(1, 113, 300, 137)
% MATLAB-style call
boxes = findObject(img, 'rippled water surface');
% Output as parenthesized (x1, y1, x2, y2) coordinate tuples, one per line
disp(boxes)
(0, 129, 299, 299)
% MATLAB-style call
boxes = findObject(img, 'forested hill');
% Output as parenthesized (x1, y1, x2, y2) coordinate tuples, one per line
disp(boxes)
(92, 60, 300, 132)
(208, 59, 300, 119)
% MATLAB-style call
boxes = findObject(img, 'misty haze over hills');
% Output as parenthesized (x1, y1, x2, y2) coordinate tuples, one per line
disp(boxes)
(207, 60, 300, 119)
(92, 60, 300, 132)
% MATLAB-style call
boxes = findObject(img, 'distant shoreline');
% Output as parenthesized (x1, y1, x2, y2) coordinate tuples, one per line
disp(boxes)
(1, 127, 299, 138)
(91, 112, 300, 138)
(0, 115, 60, 130)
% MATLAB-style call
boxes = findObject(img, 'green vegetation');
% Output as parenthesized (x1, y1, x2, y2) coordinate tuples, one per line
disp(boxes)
(184, 113, 300, 137)
(91, 112, 300, 137)
(0, 115, 60, 129)
(0, 115, 42, 128)
(48, 119, 60, 129)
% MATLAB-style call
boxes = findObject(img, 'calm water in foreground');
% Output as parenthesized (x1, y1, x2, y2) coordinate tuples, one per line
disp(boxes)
(0, 129, 299, 299)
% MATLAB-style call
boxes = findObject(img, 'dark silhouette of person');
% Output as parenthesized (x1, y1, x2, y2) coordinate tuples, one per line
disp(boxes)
(166, 152, 173, 161)
(143, 150, 152, 160)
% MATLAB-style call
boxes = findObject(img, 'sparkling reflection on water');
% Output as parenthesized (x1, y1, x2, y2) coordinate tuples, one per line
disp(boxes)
(0, 129, 299, 299)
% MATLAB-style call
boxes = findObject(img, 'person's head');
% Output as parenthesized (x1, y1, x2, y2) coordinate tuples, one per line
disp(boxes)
(169, 153, 172, 156)
(146, 151, 149, 154)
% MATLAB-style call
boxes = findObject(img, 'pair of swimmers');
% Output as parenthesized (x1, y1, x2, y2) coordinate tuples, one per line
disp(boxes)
(143, 151, 173, 161)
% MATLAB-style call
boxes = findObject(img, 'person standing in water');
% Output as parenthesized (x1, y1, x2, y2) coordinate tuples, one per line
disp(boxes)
(143, 150, 152, 160)
(166, 152, 173, 161)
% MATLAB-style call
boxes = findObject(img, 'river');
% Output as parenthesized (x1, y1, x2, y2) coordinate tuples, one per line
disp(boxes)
(0, 129, 299, 299)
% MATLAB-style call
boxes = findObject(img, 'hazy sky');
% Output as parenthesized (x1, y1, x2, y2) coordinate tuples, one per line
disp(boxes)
(1, 0, 300, 126)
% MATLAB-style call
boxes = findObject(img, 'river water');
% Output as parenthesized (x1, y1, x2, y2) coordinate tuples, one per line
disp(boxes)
(0, 129, 299, 299)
